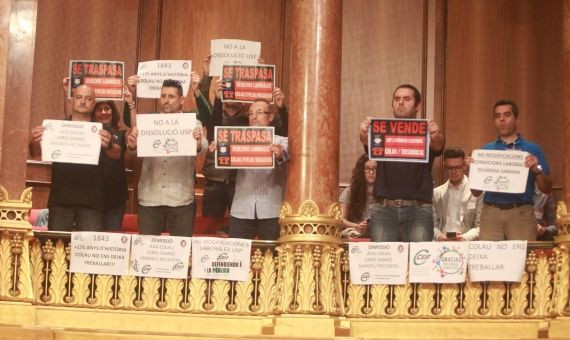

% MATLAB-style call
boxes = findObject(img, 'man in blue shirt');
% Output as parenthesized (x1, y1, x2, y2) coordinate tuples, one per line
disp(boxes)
(472, 99, 552, 241)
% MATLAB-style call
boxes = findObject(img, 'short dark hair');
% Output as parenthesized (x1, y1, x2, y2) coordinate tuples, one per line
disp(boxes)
(162, 79, 183, 96)
(393, 84, 421, 104)
(443, 146, 465, 160)
(493, 99, 518, 118)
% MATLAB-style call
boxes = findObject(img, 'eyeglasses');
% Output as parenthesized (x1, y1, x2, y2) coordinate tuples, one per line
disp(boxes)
(364, 167, 377, 174)
(445, 166, 463, 172)
(249, 111, 271, 117)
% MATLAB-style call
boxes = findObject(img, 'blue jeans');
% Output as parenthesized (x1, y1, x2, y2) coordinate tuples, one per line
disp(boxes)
(369, 204, 433, 242)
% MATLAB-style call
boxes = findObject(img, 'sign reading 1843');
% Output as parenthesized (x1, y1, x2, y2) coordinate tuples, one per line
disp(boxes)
(368, 118, 429, 163)
(215, 126, 274, 169)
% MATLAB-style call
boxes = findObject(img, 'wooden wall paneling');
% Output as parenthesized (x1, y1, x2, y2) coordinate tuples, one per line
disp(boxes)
(30, 0, 140, 129)
(27, 0, 141, 210)
(159, 0, 286, 111)
(1, 0, 38, 196)
(0, 0, 11, 177)
(159, 0, 287, 181)
(340, 0, 425, 184)
(425, 0, 447, 185)
(445, 0, 564, 188)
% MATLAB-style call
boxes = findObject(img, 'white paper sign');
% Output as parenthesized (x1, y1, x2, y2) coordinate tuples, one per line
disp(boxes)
(136, 60, 192, 98)
(70, 232, 131, 275)
(191, 237, 252, 281)
(210, 39, 261, 76)
(349, 242, 409, 285)
(130, 235, 192, 279)
(41, 119, 102, 165)
(468, 241, 527, 282)
(136, 113, 197, 157)
(409, 242, 469, 283)
(469, 149, 530, 193)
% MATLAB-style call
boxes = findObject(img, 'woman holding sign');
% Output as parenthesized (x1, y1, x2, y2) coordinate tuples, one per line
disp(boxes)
(339, 154, 376, 239)
(92, 85, 135, 230)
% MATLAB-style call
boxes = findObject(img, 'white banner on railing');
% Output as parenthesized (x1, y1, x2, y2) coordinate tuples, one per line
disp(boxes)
(348, 242, 409, 285)
(130, 235, 192, 279)
(409, 242, 469, 284)
(70, 232, 131, 275)
(468, 241, 527, 282)
(191, 237, 251, 281)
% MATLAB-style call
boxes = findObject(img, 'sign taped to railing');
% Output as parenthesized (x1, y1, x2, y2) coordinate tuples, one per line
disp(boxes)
(191, 237, 252, 281)
(409, 242, 469, 283)
(348, 242, 408, 285)
(468, 241, 527, 282)
(70, 232, 130, 275)
(130, 235, 192, 279)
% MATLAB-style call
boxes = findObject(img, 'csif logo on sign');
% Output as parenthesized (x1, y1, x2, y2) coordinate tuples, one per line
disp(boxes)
(413, 249, 431, 265)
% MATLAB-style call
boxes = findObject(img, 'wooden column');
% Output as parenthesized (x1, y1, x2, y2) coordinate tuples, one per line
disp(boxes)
(0, 0, 38, 198)
(564, 0, 570, 205)
(285, 0, 343, 213)
(274, 0, 344, 321)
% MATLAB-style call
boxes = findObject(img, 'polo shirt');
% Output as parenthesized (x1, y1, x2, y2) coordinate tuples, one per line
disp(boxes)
(482, 134, 549, 205)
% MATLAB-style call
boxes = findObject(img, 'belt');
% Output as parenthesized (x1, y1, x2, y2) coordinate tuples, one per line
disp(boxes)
(375, 198, 431, 207)
(485, 202, 532, 210)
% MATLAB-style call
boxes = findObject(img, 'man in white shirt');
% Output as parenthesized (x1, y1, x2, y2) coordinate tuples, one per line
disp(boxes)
(127, 79, 208, 236)
(433, 146, 482, 241)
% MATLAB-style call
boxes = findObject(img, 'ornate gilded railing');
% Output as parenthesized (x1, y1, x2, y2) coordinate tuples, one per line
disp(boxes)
(2, 187, 570, 338)
(0, 231, 566, 320)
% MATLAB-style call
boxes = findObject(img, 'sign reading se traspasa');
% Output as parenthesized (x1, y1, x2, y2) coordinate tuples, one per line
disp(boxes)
(368, 118, 429, 163)
(221, 64, 275, 103)
(215, 126, 274, 169)
(69, 60, 124, 100)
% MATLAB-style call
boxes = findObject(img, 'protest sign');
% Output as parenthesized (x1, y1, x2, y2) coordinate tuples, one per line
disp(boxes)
(349, 242, 409, 285)
(221, 64, 275, 103)
(468, 241, 527, 282)
(368, 118, 429, 163)
(69, 60, 124, 100)
(130, 235, 192, 279)
(136, 113, 197, 157)
(191, 237, 252, 281)
(70, 232, 130, 275)
(409, 242, 469, 283)
(214, 126, 274, 169)
(136, 60, 192, 98)
(210, 39, 261, 77)
(41, 119, 102, 165)
(468, 149, 529, 193)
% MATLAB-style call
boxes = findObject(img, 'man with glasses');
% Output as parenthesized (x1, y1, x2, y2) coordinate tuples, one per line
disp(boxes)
(470, 99, 552, 241)
(226, 98, 289, 240)
(358, 84, 445, 242)
(433, 146, 481, 241)
(127, 78, 208, 236)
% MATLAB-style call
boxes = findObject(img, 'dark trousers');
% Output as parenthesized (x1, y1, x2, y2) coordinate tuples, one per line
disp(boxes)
(48, 205, 103, 231)
(202, 179, 235, 217)
(138, 203, 195, 237)
(229, 216, 279, 240)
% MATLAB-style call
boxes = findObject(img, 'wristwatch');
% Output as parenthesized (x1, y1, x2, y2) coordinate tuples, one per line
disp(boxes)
(534, 164, 543, 176)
